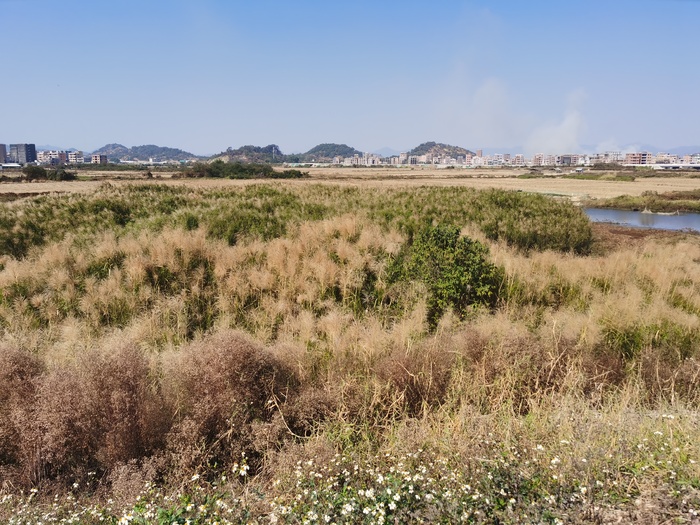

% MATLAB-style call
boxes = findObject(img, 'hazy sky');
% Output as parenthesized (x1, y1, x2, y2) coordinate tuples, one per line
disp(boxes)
(2, 0, 698, 155)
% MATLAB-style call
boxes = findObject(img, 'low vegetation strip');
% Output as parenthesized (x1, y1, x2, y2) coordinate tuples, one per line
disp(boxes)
(0, 183, 593, 261)
(182, 160, 307, 179)
(586, 189, 700, 213)
(0, 182, 699, 522)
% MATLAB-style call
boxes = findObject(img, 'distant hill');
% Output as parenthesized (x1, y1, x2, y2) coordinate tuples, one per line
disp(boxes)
(213, 144, 285, 164)
(301, 143, 362, 162)
(211, 143, 364, 164)
(373, 146, 402, 157)
(408, 142, 475, 158)
(666, 146, 700, 156)
(92, 143, 202, 162)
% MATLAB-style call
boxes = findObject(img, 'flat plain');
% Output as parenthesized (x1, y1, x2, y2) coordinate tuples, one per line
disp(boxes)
(1, 166, 699, 201)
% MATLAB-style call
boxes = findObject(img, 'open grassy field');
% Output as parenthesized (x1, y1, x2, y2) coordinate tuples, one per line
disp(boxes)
(1, 166, 699, 202)
(1, 177, 700, 523)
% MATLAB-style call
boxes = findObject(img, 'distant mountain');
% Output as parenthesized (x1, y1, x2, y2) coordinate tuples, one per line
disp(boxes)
(666, 146, 700, 156)
(408, 141, 475, 158)
(37, 144, 80, 152)
(373, 147, 402, 157)
(213, 144, 285, 163)
(92, 143, 202, 162)
(301, 143, 361, 162)
(92, 143, 130, 161)
(477, 146, 523, 156)
(211, 143, 364, 164)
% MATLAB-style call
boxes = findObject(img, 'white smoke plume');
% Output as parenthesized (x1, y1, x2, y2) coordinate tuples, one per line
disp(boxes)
(522, 89, 587, 156)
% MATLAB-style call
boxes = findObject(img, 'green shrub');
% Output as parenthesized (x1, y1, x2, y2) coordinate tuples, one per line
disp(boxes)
(184, 161, 306, 179)
(46, 168, 76, 181)
(21, 165, 47, 180)
(390, 225, 503, 329)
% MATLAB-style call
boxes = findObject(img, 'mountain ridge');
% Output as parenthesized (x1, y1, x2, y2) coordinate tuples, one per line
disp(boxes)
(211, 143, 363, 164)
(407, 141, 475, 158)
(91, 143, 203, 162)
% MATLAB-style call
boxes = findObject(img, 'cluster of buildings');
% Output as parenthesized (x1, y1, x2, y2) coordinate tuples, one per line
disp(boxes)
(4, 141, 700, 171)
(0, 143, 107, 167)
(332, 149, 700, 169)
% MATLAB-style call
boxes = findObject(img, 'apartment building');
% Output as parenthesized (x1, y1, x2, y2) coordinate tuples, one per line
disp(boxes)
(532, 153, 557, 166)
(558, 154, 580, 166)
(37, 150, 68, 165)
(9, 144, 37, 164)
(624, 152, 652, 165)
(0, 144, 6, 163)
(91, 154, 108, 164)
(68, 151, 84, 164)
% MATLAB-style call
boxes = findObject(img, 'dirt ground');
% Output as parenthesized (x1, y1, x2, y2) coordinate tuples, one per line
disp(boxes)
(590, 222, 698, 254)
(0, 167, 698, 202)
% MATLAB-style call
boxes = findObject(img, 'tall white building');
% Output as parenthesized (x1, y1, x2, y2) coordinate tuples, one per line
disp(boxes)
(37, 150, 68, 165)
(68, 151, 84, 164)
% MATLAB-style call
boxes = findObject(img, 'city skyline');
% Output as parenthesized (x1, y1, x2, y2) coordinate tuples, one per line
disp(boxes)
(4, 140, 699, 170)
(2, 0, 699, 156)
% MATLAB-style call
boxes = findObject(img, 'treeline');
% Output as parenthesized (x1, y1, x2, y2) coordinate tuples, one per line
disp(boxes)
(20, 165, 76, 181)
(182, 160, 307, 179)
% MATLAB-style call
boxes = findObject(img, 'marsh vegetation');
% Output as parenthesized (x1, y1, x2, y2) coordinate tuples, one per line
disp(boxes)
(0, 183, 699, 523)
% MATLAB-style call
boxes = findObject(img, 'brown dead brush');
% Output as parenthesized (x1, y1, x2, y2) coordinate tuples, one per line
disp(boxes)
(376, 332, 457, 417)
(28, 342, 167, 486)
(161, 330, 298, 477)
(0, 345, 43, 486)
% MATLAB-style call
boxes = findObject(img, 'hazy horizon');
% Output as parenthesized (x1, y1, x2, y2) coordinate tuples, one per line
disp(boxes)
(2, 0, 699, 157)
(31, 141, 700, 159)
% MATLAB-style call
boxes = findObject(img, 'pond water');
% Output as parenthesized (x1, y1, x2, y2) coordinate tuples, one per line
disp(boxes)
(584, 208, 700, 233)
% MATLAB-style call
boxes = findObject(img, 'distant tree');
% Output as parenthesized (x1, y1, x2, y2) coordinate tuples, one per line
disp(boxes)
(46, 168, 76, 181)
(183, 161, 306, 179)
(22, 165, 47, 180)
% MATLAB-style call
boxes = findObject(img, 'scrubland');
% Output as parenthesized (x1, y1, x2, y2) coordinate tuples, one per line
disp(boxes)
(1, 183, 699, 523)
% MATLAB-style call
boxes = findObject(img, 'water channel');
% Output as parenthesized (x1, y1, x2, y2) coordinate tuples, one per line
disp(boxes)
(584, 208, 700, 233)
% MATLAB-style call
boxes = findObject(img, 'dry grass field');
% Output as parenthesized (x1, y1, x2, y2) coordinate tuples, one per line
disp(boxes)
(1, 173, 700, 523)
(1, 166, 699, 202)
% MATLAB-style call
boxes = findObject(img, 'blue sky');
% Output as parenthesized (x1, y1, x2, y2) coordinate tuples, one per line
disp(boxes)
(1, 0, 698, 155)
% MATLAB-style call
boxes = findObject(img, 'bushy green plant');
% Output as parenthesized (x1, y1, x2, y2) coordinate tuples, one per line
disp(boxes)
(391, 225, 503, 329)
(21, 165, 47, 180)
(184, 160, 307, 179)
(46, 168, 76, 181)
